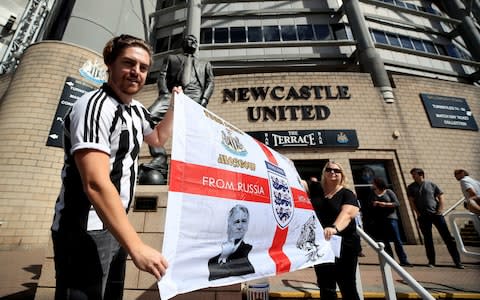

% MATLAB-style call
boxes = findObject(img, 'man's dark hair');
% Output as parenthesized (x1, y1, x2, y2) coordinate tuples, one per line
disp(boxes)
(103, 34, 153, 66)
(454, 169, 468, 176)
(372, 177, 388, 190)
(410, 168, 424, 177)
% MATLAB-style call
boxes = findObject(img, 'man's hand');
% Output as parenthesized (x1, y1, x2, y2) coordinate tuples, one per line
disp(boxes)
(130, 242, 169, 280)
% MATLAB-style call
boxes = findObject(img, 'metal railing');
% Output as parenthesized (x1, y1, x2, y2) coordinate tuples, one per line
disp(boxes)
(442, 197, 466, 217)
(356, 226, 435, 300)
(443, 196, 480, 258)
(448, 211, 480, 258)
(356, 196, 480, 299)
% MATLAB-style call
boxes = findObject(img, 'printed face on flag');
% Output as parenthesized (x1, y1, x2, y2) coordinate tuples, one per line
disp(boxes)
(158, 94, 335, 300)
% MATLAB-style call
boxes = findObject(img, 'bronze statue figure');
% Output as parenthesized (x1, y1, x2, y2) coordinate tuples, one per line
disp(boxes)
(139, 34, 214, 185)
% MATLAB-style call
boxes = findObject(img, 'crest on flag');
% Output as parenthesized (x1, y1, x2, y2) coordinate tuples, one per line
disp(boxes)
(266, 161, 294, 229)
(221, 128, 248, 156)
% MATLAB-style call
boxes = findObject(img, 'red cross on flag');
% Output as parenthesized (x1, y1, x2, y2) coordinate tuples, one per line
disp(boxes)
(158, 93, 335, 300)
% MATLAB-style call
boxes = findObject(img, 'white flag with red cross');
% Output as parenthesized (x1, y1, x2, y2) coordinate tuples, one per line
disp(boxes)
(158, 93, 335, 300)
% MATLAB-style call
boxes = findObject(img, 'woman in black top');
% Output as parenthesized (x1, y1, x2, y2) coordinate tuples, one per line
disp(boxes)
(307, 161, 361, 300)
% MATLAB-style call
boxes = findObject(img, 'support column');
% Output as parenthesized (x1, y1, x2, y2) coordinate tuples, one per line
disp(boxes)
(343, 0, 394, 103)
(185, 0, 202, 41)
(439, 0, 480, 61)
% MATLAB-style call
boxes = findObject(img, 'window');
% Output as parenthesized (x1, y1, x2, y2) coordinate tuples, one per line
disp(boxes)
(423, 41, 437, 54)
(157, 0, 174, 9)
(264, 25, 280, 42)
(412, 38, 426, 52)
(405, 3, 417, 10)
(200, 28, 212, 44)
(313, 24, 331, 40)
(446, 44, 472, 60)
(297, 24, 314, 40)
(280, 25, 297, 41)
(155, 37, 169, 52)
(399, 35, 414, 49)
(436, 44, 447, 56)
(372, 30, 388, 44)
(164, 0, 174, 8)
(394, 0, 406, 8)
(386, 33, 401, 47)
(170, 33, 183, 50)
(331, 24, 351, 40)
(230, 27, 246, 43)
(214, 27, 229, 43)
(247, 26, 263, 42)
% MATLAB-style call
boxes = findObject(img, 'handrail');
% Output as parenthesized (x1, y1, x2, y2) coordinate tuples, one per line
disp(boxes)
(356, 226, 435, 300)
(443, 197, 466, 217)
(447, 211, 480, 258)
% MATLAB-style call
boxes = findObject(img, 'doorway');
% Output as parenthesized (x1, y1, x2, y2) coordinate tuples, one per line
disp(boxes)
(350, 160, 407, 242)
(293, 159, 328, 181)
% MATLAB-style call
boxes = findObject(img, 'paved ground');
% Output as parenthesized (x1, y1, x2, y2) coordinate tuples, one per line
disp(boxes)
(0, 247, 45, 300)
(266, 244, 480, 299)
(1, 244, 479, 299)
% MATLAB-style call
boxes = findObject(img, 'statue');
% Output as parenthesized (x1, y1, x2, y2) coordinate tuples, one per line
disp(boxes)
(138, 34, 215, 184)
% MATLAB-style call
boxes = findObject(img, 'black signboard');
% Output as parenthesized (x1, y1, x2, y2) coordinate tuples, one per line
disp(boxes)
(247, 130, 359, 149)
(420, 93, 478, 131)
(46, 77, 96, 147)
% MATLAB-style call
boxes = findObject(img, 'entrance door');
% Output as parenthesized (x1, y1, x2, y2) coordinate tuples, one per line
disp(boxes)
(293, 159, 329, 181)
(350, 160, 407, 242)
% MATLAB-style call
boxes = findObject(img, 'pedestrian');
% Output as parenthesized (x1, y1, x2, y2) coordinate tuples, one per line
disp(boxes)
(306, 161, 361, 300)
(407, 168, 464, 269)
(453, 169, 480, 215)
(369, 177, 412, 266)
(50, 34, 181, 299)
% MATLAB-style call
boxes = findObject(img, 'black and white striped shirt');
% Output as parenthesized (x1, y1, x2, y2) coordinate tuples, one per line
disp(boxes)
(52, 84, 155, 232)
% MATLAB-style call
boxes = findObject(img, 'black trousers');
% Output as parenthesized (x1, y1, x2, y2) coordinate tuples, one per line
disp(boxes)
(314, 244, 360, 300)
(52, 229, 127, 300)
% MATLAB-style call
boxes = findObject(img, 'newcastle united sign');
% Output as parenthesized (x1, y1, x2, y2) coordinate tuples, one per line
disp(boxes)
(222, 85, 351, 122)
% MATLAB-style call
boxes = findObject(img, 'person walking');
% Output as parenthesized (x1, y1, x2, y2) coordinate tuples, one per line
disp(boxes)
(407, 168, 464, 269)
(369, 177, 412, 266)
(454, 169, 480, 215)
(51, 34, 181, 299)
(307, 161, 361, 300)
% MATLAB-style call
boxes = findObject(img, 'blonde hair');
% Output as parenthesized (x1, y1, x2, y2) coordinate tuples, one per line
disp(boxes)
(320, 160, 349, 189)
